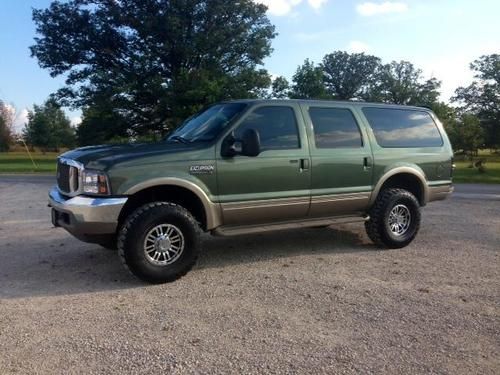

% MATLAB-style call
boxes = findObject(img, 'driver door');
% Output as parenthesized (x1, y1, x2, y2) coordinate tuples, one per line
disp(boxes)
(216, 103, 311, 226)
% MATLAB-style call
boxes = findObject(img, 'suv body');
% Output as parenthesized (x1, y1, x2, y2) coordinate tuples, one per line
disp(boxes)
(49, 99, 454, 283)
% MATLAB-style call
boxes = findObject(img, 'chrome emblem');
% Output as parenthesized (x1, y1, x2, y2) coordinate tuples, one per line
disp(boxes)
(189, 165, 215, 174)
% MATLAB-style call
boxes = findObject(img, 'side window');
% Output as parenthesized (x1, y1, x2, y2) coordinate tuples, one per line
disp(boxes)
(234, 106, 300, 151)
(362, 107, 443, 148)
(309, 107, 363, 148)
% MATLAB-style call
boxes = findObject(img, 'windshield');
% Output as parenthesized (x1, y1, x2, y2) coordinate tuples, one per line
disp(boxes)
(168, 103, 248, 143)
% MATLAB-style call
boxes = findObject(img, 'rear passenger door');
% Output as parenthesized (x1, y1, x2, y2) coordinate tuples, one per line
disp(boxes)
(301, 104, 373, 217)
(216, 103, 311, 226)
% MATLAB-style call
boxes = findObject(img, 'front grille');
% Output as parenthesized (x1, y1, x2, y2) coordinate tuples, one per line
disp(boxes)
(57, 161, 79, 193)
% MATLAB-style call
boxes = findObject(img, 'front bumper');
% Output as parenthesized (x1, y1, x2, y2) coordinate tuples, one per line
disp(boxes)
(48, 186, 127, 243)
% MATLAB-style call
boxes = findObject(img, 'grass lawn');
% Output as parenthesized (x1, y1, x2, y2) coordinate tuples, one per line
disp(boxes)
(453, 150, 500, 184)
(453, 161, 500, 184)
(0, 151, 58, 173)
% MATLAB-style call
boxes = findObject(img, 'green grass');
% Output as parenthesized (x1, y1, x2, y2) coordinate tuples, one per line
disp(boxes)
(453, 161, 500, 184)
(452, 150, 500, 184)
(0, 152, 58, 173)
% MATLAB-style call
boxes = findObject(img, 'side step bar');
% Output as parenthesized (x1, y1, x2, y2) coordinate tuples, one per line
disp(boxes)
(212, 215, 369, 237)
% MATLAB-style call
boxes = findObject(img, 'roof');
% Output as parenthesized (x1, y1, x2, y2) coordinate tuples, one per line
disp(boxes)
(222, 98, 431, 112)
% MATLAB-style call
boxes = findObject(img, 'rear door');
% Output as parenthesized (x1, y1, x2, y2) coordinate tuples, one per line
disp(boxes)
(301, 103, 373, 217)
(216, 103, 311, 226)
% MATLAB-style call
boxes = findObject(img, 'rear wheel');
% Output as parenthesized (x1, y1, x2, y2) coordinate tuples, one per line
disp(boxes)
(117, 202, 200, 283)
(365, 188, 421, 248)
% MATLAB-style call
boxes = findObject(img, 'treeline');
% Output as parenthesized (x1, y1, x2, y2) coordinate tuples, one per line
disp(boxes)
(269, 52, 500, 155)
(0, 0, 498, 154)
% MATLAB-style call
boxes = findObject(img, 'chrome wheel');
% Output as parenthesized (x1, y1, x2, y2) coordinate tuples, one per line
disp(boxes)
(388, 204, 411, 236)
(143, 224, 185, 266)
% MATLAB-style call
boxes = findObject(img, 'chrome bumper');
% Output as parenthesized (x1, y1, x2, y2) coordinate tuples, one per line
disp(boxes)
(48, 186, 127, 242)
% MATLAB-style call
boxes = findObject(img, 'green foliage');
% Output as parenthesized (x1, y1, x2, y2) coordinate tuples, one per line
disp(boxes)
(370, 61, 441, 106)
(321, 51, 381, 100)
(453, 54, 500, 149)
(23, 100, 76, 151)
(31, 0, 276, 136)
(0, 116, 12, 152)
(446, 114, 484, 157)
(77, 104, 129, 146)
(270, 76, 291, 99)
(0, 101, 14, 152)
(290, 59, 328, 99)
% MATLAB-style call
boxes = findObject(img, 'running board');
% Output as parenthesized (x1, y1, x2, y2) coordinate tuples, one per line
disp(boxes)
(212, 215, 369, 237)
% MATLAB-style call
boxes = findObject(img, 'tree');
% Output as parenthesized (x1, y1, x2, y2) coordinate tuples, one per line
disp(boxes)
(290, 59, 328, 99)
(270, 76, 290, 99)
(77, 103, 130, 146)
(370, 61, 441, 106)
(23, 100, 76, 151)
(446, 114, 484, 157)
(0, 101, 14, 151)
(321, 51, 381, 100)
(453, 54, 500, 149)
(30, 0, 276, 136)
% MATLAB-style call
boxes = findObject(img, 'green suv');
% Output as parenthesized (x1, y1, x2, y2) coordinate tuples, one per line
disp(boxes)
(49, 99, 454, 283)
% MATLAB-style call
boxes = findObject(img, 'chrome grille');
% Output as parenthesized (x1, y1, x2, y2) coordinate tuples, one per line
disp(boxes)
(57, 160, 79, 193)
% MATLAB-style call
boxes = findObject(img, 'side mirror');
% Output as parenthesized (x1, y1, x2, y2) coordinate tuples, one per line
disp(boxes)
(241, 129, 261, 157)
(221, 129, 261, 157)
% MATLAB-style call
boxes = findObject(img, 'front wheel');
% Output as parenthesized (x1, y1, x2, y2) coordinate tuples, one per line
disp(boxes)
(365, 188, 421, 248)
(117, 202, 201, 283)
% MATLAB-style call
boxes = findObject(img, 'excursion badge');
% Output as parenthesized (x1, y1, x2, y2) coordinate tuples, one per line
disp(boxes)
(189, 165, 215, 174)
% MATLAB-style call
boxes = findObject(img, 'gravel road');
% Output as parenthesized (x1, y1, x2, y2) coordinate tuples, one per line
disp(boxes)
(0, 177, 498, 374)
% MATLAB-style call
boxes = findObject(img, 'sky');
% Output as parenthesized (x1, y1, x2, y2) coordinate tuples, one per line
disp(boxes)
(0, 0, 499, 133)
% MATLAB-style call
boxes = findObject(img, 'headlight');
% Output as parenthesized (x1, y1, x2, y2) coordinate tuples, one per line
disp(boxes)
(83, 170, 110, 195)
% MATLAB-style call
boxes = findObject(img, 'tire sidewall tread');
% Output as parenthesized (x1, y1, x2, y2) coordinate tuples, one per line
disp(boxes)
(365, 188, 421, 249)
(117, 202, 201, 283)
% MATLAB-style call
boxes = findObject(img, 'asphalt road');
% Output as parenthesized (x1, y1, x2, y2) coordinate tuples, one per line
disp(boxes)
(0, 176, 498, 374)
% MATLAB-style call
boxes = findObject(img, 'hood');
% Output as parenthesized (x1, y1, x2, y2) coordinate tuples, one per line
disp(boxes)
(60, 141, 206, 170)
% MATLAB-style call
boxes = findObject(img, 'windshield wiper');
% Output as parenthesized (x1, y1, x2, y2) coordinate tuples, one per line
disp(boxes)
(169, 135, 191, 144)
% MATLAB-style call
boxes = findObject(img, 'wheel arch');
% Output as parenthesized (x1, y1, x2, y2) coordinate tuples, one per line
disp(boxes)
(371, 167, 429, 206)
(119, 178, 222, 231)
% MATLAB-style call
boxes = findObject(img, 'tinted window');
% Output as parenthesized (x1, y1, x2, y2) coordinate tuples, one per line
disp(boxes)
(235, 106, 300, 150)
(309, 107, 363, 148)
(363, 107, 443, 148)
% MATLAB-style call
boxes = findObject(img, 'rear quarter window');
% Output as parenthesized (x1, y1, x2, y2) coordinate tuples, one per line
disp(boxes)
(362, 107, 443, 148)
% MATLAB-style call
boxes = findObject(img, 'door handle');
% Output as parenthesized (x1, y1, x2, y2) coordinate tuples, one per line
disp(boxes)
(363, 156, 373, 170)
(300, 158, 310, 171)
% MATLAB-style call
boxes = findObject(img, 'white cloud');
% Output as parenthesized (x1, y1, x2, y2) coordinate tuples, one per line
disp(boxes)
(308, 0, 328, 10)
(356, 2, 408, 17)
(13, 108, 29, 134)
(70, 116, 82, 127)
(254, 0, 328, 16)
(348, 40, 371, 53)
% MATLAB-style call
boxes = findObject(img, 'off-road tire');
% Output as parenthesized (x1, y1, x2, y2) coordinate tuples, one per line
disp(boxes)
(365, 188, 421, 249)
(117, 202, 201, 283)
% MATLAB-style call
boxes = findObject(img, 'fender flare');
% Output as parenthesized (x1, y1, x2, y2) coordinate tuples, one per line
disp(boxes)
(370, 166, 429, 206)
(124, 178, 222, 230)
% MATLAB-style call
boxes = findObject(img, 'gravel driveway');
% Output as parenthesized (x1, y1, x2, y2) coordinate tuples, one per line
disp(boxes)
(0, 177, 498, 374)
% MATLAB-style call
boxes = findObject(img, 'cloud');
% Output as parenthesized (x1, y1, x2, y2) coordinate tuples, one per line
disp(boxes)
(308, 0, 328, 10)
(348, 40, 371, 53)
(254, 0, 328, 16)
(356, 2, 408, 16)
(70, 116, 82, 126)
(13, 108, 29, 134)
